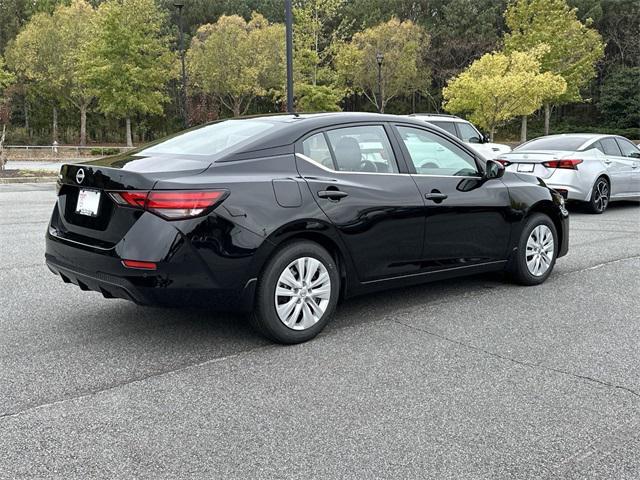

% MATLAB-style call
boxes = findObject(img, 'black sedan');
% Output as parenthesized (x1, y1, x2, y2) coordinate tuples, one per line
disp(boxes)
(46, 113, 569, 343)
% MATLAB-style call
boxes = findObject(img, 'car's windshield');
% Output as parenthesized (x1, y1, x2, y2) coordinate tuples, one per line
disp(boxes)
(137, 119, 279, 157)
(516, 136, 587, 151)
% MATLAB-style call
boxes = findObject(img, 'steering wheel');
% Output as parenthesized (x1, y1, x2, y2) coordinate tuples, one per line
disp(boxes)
(360, 160, 378, 172)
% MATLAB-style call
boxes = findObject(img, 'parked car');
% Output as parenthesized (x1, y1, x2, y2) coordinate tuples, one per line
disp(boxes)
(497, 134, 640, 214)
(405, 113, 512, 159)
(46, 113, 568, 344)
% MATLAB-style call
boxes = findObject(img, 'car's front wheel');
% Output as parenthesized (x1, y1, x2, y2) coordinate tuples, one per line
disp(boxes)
(509, 213, 558, 285)
(251, 241, 340, 344)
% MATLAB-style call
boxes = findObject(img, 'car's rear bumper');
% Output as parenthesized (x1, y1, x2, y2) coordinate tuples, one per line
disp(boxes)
(45, 227, 257, 312)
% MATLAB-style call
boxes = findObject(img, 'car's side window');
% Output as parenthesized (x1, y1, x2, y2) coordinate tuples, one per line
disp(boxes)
(301, 133, 334, 169)
(396, 126, 478, 176)
(429, 121, 458, 138)
(585, 141, 604, 153)
(457, 122, 482, 143)
(325, 126, 399, 173)
(600, 137, 622, 156)
(615, 138, 640, 158)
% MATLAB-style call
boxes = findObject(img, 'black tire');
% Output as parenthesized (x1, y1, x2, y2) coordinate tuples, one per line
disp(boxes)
(250, 241, 340, 344)
(508, 213, 558, 286)
(586, 176, 610, 214)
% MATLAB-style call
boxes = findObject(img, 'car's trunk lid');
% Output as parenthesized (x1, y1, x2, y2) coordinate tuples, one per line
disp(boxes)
(498, 150, 573, 179)
(53, 153, 210, 248)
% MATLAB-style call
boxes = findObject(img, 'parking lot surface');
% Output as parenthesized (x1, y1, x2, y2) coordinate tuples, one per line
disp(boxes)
(1, 183, 639, 479)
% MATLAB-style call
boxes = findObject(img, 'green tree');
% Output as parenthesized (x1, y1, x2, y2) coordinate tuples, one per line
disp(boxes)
(443, 48, 567, 141)
(5, 10, 64, 142)
(81, 0, 176, 146)
(598, 67, 640, 130)
(295, 84, 341, 112)
(335, 18, 429, 113)
(504, 0, 605, 135)
(187, 13, 285, 117)
(0, 56, 16, 168)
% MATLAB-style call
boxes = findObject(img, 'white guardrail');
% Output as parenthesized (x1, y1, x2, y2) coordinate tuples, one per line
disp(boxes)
(3, 145, 136, 161)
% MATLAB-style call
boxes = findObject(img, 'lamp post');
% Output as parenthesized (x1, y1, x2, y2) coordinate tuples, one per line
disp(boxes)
(174, 1, 188, 127)
(285, 0, 294, 113)
(376, 52, 384, 114)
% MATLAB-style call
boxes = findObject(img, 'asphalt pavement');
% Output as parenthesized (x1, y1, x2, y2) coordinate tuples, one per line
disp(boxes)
(1, 183, 639, 479)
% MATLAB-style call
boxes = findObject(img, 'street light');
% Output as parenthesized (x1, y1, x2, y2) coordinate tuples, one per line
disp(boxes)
(285, 0, 294, 113)
(174, 1, 189, 127)
(376, 52, 384, 114)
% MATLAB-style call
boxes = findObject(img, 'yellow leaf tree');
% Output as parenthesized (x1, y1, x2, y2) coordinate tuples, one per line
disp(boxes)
(443, 48, 566, 141)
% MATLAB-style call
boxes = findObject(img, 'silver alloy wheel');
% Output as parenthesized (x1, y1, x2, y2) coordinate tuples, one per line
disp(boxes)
(274, 256, 331, 330)
(593, 179, 609, 212)
(525, 225, 555, 277)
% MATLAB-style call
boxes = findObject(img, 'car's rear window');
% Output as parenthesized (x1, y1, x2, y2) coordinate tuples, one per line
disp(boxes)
(516, 137, 587, 151)
(138, 120, 279, 157)
(428, 121, 458, 137)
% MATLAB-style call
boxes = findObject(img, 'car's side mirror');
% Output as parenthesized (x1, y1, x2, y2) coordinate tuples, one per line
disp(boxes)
(484, 159, 505, 179)
(629, 151, 640, 159)
(468, 136, 481, 144)
(482, 133, 491, 144)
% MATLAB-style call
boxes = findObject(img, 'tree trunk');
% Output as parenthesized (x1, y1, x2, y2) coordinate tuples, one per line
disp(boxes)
(520, 115, 527, 143)
(80, 104, 87, 147)
(489, 126, 495, 142)
(0, 124, 6, 170)
(125, 117, 133, 147)
(232, 103, 241, 117)
(24, 99, 29, 134)
(544, 103, 551, 136)
(52, 106, 58, 142)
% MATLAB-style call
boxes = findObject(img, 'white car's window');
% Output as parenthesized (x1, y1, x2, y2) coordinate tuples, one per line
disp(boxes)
(397, 126, 478, 176)
(325, 126, 399, 173)
(517, 136, 586, 151)
(615, 138, 639, 158)
(600, 137, 622, 156)
(457, 122, 482, 143)
(428, 121, 458, 137)
(302, 133, 334, 169)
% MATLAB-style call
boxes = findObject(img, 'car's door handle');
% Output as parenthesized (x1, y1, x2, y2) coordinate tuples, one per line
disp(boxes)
(632, 163, 639, 169)
(604, 159, 612, 165)
(425, 192, 448, 202)
(318, 189, 348, 200)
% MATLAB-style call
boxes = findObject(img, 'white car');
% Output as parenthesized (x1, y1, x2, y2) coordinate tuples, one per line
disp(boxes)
(405, 114, 512, 159)
(498, 134, 640, 213)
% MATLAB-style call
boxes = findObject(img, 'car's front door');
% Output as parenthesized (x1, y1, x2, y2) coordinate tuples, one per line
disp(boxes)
(392, 124, 512, 271)
(295, 124, 425, 282)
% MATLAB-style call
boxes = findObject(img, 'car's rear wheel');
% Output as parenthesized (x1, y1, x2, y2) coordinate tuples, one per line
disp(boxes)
(251, 241, 340, 344)
(508, 213, 558, 285)
(586, 177, 610, 214)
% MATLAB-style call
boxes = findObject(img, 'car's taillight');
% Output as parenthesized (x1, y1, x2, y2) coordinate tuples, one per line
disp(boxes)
(109, 190, 227, 220)
(496, 159, 511, 167)
(542, 159, 583, 170)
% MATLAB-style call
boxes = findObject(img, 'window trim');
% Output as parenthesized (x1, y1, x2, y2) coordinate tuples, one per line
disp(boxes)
(390, 123, 483, 178)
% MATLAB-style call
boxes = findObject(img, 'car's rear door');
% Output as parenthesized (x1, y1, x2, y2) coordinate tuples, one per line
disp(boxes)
(295, 124, 425, 282)
(599, 137, 633, 196)
(391, 123, 512, 271)
(614, 137, 640, 196)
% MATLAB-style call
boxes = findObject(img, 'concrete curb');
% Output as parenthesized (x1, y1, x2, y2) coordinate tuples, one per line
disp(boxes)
(0, 176, 57, 184)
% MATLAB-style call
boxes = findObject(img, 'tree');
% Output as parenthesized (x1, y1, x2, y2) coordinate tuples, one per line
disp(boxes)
(4, 10, 64, 142)
(598, 67, 640, 129)
(335, 18, 429, 113)
(295, 84, 342, 112)
(186, 14, 285, 117)
(81, 0, 176, 146)
(504, 0, 605, 135)
(0, 56, 16, 169)
(443, 49, 567, 141)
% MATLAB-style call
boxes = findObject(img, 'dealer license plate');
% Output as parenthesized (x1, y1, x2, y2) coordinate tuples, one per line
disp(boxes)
(75, 189, 101, 217)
